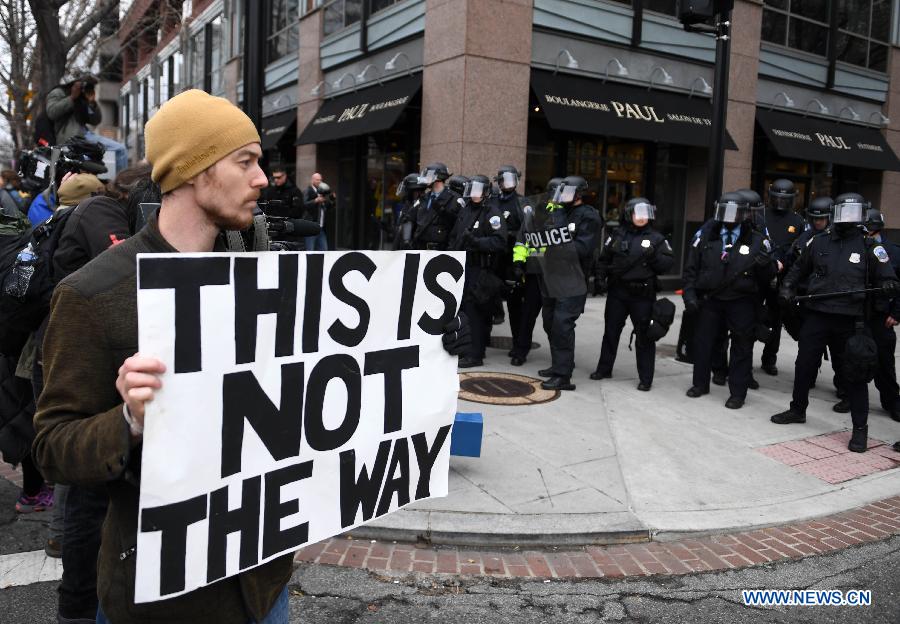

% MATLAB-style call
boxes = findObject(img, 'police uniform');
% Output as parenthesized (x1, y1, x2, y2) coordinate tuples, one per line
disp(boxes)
(408, 187, 461, 250)
(779, 227, 899, 429)
(593, 225, 674, 388)
(502, 192, 543, 364)
(539, 202, 601, 385)
(683, 222, 776, 404)
(761, 206, 808, 372)
(867, 233, 900, 418)
(449, 198, 507, 365)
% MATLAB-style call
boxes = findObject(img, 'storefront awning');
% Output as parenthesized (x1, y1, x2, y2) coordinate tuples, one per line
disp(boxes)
(756, 109, 900, 171)
(296, 74, 422, 145)
(261, 110, 297, 150)
(530, 70, 737, 149)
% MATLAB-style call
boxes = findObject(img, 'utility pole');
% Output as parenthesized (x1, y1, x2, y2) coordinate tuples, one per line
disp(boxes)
(242, 0, 265, 132)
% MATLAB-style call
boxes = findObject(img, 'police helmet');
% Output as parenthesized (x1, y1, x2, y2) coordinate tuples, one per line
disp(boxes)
(447, 174, 469, 196)
(714, 192, 750, 225)
(768, 178, 796, 212)
(806, 196, 832, 220)
(864, 208, 885, 233)
(736, 188, 765, 229)
(546, 177, 564, 194)
(397, 173, 426, 196)
(623, 197, 656, 223)
(552, 175, 589, 205)
(496, 165, 521, 193)
(833, 192, 869, 225)
(420, 162, 451, 185)
(463, 174, 492, 202)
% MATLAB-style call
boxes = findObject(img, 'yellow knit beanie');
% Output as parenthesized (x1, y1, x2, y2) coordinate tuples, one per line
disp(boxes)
(145, 90, 260, 193)
(58, 173, 105, 206)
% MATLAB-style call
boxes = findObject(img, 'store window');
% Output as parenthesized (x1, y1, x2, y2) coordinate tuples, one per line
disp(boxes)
(268, 0, 299, 64)
(323, 0, 362, 36)
(835, 0, 891, 71)
(761, 0, 829, 56)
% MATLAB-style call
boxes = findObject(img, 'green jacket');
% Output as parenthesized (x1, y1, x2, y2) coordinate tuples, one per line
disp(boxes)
(33, 213, 293, 623)
(45, 86, 102, 145)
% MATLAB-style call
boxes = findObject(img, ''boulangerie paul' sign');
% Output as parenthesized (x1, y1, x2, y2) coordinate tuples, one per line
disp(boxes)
(133, 250, 465, 603)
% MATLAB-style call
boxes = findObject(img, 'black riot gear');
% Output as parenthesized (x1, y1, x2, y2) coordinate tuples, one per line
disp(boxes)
(865, 208, 885, 233)
(447, 174, 469, 196)
(768, 179, 796, 213)
(496, 165, 521, 193)
(397, 173, 426, 197)
(736, 188, 765, 231)
(713, 192, 750, 225)
(546, 177, 564, 195)
(833, 192, 869, 233)
(552, 176, 589, 206)
(623, 197, 656, 226)
(463, 175, 492, 202)
(807, 196, 832, 220)
(420, 162, 451, 185)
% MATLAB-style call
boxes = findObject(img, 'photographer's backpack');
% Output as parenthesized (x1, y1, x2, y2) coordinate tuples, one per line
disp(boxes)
(0, 207, 74, 356)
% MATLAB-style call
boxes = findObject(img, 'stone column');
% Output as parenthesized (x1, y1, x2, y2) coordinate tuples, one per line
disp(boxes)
(296, 10, 324, 183)
(876, 48, 900, 226)
(420, 0, 533, 179)
(722, 0, 763, 193)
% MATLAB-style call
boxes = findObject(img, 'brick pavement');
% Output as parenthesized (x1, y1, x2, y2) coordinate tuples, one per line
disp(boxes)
(758, 431, 900, 484)
(295, 495, 900, 579)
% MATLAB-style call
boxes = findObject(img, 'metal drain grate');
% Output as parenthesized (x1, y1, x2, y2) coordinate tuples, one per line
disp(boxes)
(458, 372, 559, 406)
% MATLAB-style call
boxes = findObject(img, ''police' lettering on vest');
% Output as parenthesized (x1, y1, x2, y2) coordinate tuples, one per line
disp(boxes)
(524, 226, 574, 249)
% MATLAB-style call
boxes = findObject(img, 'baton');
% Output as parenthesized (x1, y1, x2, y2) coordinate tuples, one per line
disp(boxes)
(792, 287, 889, 302)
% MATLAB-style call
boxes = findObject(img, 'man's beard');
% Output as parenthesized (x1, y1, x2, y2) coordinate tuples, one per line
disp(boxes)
(201, 195, 257, 231)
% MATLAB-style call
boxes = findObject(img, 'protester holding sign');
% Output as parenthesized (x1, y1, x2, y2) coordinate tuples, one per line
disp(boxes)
(32, 90, 290, 624)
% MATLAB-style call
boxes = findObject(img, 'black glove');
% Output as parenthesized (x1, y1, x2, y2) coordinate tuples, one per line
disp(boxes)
(442, 314, 472, 356)
(460, 231, 477, 250)
(778, 286, 796, 308)
(883, 280, 900, 295)
(684, 298, 700, 314)
(592, 275, 607, 297)
(512, 262, 526, 283)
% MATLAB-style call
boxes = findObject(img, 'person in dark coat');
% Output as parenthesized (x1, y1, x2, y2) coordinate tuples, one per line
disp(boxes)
(592, 198, 674, 390)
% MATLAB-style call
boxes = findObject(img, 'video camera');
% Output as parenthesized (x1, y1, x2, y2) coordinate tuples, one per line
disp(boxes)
(17, 136, 108, 194)
(257, 198, 321, 239)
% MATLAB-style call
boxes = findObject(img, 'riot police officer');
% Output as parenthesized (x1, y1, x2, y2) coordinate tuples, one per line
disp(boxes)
(408, 162, 461, 250)
(683, 192, 776, 408)
(535, 176, 601, 390)
(509, 177, 562, 365)
(449, 175, 507, 367)
(772, 194, 900, 452)
(761, 179, 807, 375)
(591, 198, 674, 390)
(447, 174, 469, 198)
(392, 173, 427, 250)
(840, 208, 900, 421)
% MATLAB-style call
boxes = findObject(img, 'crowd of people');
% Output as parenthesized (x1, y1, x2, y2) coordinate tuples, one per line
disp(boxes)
(1, 82, 900, 622)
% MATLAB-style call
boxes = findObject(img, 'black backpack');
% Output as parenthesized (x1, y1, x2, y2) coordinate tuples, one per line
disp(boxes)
(0, 207, 74, 356)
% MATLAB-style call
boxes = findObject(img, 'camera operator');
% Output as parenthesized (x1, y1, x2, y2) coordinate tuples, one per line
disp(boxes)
(302, 172, 333, 250)
(261, 165, 302, 217)
(46, 72, 128, 175)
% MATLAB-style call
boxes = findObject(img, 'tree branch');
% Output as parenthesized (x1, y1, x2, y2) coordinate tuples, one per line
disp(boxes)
(63, 0, 118, 52)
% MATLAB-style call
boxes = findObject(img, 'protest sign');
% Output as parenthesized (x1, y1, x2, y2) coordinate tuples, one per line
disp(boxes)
(133, 250, 465, 603)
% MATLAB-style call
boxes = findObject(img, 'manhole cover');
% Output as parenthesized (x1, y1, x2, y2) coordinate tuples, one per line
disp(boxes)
(488, 336, 541, 351)
(458, 372, 559, 405)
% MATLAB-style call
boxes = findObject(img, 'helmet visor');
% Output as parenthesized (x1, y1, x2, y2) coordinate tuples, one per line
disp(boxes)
(631, 202, 656, 221)
(463, 180, 488, 201)
(498, 171, 519, 191)
(552, 184, 578, 204)
(420, 169, 437, 185)
(714, 200, 746, 224)
(833, 202, 864, 224)
(772, 195, 795, 211)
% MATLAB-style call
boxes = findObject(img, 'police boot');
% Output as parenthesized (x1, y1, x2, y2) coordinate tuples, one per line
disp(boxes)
(890, 409, 900, 423)
(832, 399, 850, 413)
(458, 357, 483, 368)
(712, 371, 727, 386)
(771, 409, 806, 424)
(762, 363, 778, 376)
(686, 386, 709, 398)
(589, 369, 611, 381)
(749, 376, 760, 390)
(542, 376, 575, 391)
(510, 356, 526, 366)
(849, 426, 868, 453)
(725, 396, 744, 409)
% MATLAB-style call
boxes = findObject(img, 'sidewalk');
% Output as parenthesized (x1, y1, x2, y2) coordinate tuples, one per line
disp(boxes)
(354, 294, 900, 546)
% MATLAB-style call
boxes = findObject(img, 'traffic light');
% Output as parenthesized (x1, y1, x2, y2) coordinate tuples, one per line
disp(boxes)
(678, 0, 733, 25)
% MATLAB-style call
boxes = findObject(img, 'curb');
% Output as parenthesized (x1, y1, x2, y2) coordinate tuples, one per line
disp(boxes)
(295, 495, 900, 579)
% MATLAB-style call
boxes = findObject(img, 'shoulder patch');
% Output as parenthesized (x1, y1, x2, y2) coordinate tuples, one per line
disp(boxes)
(874, 245, 890, 263)
(489, 215, 502, 230)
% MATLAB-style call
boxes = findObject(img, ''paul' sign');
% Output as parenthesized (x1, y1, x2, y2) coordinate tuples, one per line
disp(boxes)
(133, 251, 465, 603)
